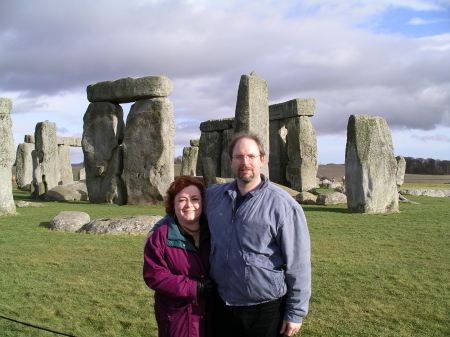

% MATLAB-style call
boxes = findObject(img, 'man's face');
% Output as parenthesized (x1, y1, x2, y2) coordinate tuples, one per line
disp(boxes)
(230, 138, 265, 183)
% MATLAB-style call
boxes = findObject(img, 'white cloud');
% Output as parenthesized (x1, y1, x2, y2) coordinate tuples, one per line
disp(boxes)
(1, 0, 449, 163)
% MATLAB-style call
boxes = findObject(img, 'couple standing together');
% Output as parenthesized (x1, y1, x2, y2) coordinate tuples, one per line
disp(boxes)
(143, 131, 311, 337)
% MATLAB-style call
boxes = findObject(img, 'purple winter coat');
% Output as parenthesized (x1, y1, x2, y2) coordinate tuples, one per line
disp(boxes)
(143, 215, 211, 337)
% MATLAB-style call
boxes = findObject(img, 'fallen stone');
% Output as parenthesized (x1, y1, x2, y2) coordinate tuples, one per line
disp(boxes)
(295, 192, 317, 205)
(79, 215, 163, 234)
(316, 192, 347, 205)
(399, 189, 450, 197)
(334, 185, 346, 194)
(16, 200, 47, 207)
(44, 180, 89, 201)
(49, 211, 90, 232)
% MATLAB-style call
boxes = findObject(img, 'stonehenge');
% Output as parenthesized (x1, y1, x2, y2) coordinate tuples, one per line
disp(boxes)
(0, 97, 16, 215)
(9, 73, 411, 215)
(83, 75, 175, 205)
(15, 132, 82, 193)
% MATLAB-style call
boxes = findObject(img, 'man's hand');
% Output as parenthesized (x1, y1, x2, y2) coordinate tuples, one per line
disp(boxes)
(280, 320, 302, 336)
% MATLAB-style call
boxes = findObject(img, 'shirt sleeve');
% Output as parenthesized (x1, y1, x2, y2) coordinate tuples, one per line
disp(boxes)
(143, 225, 197, 301)
(279, 205, 311, 323)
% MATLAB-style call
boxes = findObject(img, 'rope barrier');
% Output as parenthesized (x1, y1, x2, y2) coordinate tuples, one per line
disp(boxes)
(0, 315, 77, 336)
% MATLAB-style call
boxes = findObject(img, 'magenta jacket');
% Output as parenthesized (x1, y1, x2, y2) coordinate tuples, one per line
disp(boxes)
(143, 215, 211, 337)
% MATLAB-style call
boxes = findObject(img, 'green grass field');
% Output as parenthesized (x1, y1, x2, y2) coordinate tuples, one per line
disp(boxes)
(1, 181, 449, 336)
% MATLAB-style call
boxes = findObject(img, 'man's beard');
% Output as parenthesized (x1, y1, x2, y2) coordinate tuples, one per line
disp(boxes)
(238, 166, 254, 182)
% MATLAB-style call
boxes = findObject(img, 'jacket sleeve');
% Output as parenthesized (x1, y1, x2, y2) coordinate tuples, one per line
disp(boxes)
(143, 226, 197, 301)
(279, 205, 311, 323)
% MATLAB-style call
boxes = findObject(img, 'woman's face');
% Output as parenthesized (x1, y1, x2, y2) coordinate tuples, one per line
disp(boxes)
(174, 185, 202, 226)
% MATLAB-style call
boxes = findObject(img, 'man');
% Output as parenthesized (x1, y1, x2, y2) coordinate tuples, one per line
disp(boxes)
(205, 131, 311, 337)
(149, 131, 311, 336)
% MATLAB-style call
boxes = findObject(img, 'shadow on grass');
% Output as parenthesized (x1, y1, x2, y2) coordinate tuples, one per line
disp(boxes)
(303, 206, 348, 213)
(39, 222, 50, 228)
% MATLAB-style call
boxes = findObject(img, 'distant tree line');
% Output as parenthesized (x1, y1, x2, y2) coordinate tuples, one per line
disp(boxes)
(405, 157, 450, 175)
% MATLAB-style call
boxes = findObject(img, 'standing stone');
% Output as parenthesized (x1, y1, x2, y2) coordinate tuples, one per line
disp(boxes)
(58, 145, 73, 185)
(180, 146, 199, 176)
(78, 167, 86, 180)
(34, 120, 59, 192)
(82, 102, 126, 204)
(396, 155, 406, 191)
(122, 97, 175, 205)
(201, 157, 217, 187)
(285, 116, 318, 192)
(269, 119, 288, 185)
(15, 142, 34, 191)
(196, 131, 222, 177)
(345, 114, 399, 214)
(0, 98, 16, 214)
(221, 129, 234, 178)
(234, 72, 270, 176)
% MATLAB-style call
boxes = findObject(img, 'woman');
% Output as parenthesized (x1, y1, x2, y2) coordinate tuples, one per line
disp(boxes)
(143, 175, 214, 337)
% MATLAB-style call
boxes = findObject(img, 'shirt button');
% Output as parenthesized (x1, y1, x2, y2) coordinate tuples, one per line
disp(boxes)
(192, 300, 196, 304)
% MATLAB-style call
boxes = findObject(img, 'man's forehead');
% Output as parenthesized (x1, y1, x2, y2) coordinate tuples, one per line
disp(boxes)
(233, 138, 259, 152)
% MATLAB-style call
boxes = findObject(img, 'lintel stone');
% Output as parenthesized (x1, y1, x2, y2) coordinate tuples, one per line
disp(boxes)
(200, 118, 235, 132)
(87, 76, 174, 103)
(269, 98, 316, 120)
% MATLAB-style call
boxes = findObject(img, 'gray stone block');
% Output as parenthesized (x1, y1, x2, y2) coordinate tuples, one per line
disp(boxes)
(345, 114, 399, 214)
(122, 97, 175, 205)
(269, 98, 316, 120)
(200, 118, 235, 132)
(87, 76, 174, 103)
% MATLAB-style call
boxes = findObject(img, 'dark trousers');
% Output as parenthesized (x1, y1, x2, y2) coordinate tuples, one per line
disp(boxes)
(212, 295, 285, 337)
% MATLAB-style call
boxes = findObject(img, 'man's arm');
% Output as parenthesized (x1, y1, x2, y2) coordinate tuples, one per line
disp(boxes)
(280, 205, 311, 324)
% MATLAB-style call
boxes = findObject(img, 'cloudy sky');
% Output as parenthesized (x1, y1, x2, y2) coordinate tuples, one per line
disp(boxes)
(1, 0, 449, 164)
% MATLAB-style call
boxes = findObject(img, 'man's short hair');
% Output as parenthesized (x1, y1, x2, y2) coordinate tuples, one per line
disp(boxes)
(228, 131, 266, 159)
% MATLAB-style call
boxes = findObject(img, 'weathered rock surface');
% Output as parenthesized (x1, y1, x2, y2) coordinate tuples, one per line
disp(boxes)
(234, 72, 270, 176)
(45, 180, 89, 201)
(269, 98, 316, 119)
(79, 215, 163, 234)
(0, 97, 16, 214)
(316, 192, 347, 205)
(399, 189, 450, 197)
(49, 211, 90, 232)
(82, 102, 126, 204)
(15, 142, 34, 191)
(122, 97, 174, 205)
(345, 114, 398, 213)
(286, 116, 318, 192)
(87, 76, 173, 103)
(295, 192, 317, 205)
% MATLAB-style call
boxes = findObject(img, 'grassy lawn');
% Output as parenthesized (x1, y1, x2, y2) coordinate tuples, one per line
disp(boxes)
(1, 185, 449, 336)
